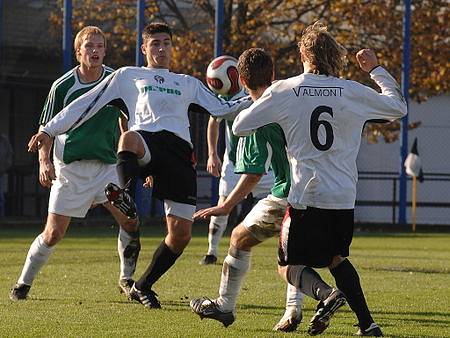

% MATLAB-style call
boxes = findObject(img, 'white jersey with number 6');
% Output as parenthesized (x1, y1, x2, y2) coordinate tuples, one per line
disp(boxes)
(233, 66, 407, 209)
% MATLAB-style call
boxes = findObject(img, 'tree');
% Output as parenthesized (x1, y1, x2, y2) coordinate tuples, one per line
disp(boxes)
(49, 0, 448, 144)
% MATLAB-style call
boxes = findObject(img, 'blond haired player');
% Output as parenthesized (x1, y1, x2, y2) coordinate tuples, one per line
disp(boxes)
(10, 26, 140, 301)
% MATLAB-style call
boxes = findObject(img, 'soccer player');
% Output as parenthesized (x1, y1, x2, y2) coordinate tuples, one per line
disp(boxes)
(27, 22, 251, 309)
(233, 22, 407, 336)
(10, 26, 140, 301)
(191, 48, 313, 333)
(200, 93, 274, 265)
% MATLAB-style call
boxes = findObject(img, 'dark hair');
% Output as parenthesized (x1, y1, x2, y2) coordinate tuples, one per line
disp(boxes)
(142, 22, 173, 41)
(237, 48, 273, 90)
(298, 21, 347, 77)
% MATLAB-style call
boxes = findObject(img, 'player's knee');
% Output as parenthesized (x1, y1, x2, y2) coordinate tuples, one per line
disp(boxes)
(230, 225, 245, 247)
(167, 232, 191, 252)
(118, 131, 142, 153)
(42, 227, 64, 246)
(328, 255, 345, 269)
(119, 217, 139, 232)
(278, 265, 288, 282)
(230, 224, 257, 250)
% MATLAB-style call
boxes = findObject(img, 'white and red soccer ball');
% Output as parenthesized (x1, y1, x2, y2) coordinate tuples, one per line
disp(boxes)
(206, 55, 242, 97)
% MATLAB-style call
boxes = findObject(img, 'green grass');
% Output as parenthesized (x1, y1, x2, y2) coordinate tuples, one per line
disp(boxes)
(1, 224, 449, 337)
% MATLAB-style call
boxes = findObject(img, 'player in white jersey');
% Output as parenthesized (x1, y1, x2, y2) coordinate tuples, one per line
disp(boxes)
(200, 89, 273, 265)
(233, 22, 407, 336)
(191, 49, 307, 332)
(28, 22, 251, 309)
(10, 27, 140, 301)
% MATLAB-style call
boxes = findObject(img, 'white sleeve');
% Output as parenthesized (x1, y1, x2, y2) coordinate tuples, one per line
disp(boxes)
(361, 66, 407, 121)
(43, 70, 122, 137)
(232, 87, 282, 137)
(192, 77, 252, 119)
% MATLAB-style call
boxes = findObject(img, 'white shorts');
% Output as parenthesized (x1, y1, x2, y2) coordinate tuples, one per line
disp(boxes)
(242, 194, 288, 241)
(48, 158, 119, 218)
(218, 157, 274, 199)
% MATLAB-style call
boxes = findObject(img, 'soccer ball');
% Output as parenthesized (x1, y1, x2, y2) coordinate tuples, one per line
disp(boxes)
(206, 55, 242, 97)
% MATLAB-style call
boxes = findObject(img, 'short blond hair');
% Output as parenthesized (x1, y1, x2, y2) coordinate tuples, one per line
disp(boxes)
(74, 26, 107, 62)
(299, 21, 347, 77)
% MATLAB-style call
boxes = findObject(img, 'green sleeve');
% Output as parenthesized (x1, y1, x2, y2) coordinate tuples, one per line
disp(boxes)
(234, 131, 271, 175)
(39, 85, 65, 125)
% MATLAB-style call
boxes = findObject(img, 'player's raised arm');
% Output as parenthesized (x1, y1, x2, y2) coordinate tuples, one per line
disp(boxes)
(42, 70, 123, 137)
(356, 49, 407, 121)
(191, 78, 252, 120)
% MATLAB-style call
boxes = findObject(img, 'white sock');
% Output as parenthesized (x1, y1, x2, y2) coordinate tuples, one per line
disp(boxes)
(285, 283, 304, 313)
(207, 215, 228, 257)
(216, 247, 251, 312)
(117, 227, 140, 280)
(17, 234, 53, 286)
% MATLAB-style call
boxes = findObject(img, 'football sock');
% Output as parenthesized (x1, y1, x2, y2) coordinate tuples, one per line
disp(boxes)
(134, 240, 181, 292)
(216, 246, 251, 312)
(287, 265, 333, 301)
(207, 215, 228, 257)
(285, 283, 304, 312)
(117, 227, 141, 280)
(330, 259, 374, 330)
(17, 234, 54, 286)
(116, 151, 139, 190)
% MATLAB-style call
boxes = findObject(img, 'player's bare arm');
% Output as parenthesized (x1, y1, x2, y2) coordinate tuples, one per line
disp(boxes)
(194, 173, 262, 219)
(36, 126, 55, 188)
(356, 49, 379, 72)
(28, 130, 52, 153)
(206, 116, 222, 177)
(118, 115, 128, 134)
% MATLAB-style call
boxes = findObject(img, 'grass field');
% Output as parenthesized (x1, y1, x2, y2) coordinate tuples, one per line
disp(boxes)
(1, 223, 449, 337)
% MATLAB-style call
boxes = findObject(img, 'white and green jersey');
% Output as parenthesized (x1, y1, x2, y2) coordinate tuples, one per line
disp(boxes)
(235, 123, 290, 199)
(222, 90, 246, 165)
(39, 65, 121, 164)
(42, 67, 251, 148)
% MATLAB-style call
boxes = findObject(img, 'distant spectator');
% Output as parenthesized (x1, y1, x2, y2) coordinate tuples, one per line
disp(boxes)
(0, 133, 13, 217)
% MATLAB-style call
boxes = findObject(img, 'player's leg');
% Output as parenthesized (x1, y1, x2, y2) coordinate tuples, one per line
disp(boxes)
(200, 160, 238, 265)
(190, 223, 259, 326)
(106, 131, 148, 218)
(273, 283, 305, 332)
(278, 206, 347, 335)
(103, 202, 140, 297)
(329, 256, 382, 336)
(131, 201, 194, 309)
(200, 195, 228, 265)
(324, 209, 382, 336)
(10, 213, 71, 300)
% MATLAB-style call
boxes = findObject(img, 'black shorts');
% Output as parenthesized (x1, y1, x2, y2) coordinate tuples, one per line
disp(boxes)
(278, 206, 354, 268)
(137, 130, 197, 206)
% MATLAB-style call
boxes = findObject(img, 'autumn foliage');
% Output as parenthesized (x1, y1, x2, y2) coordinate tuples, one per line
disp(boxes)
(49, 0, 449, 143)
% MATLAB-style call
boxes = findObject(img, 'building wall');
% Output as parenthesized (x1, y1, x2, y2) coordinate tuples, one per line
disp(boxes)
(356, 94, 450, 225)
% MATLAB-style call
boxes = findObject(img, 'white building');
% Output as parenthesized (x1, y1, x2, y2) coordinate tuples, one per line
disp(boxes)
(356, 95, 450, 225)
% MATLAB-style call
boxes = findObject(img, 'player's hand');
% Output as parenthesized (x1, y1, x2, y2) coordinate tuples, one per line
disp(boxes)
(28, 132, 51, 153)
(207, 154, 222, 177)
(38, 158, 56, 188)
(194, 205, 230, 219)
(143, 176, 153, 188)
(356, 49, 379, 73)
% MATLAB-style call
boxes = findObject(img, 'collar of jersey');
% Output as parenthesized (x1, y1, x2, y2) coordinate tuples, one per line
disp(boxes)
(141, 66, 170, 72)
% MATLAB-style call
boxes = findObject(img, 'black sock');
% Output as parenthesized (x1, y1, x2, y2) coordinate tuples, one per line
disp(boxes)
(116, 151, 139, 190)
(134, 241, 182, 291)
(330, 259, 374, 329)
(287, 265, 333, 301)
